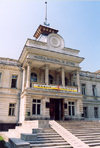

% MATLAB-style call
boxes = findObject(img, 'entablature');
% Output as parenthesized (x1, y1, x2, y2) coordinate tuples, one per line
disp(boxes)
(79, 71, 100, 80)
(19, 39, 84, 64)
(23, 56, 80, 72)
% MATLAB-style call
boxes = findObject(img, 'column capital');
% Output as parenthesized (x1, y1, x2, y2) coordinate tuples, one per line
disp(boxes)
(22, 66, 26, 71)
(26, 61, 32, 66)
(44, 64, 50, 69)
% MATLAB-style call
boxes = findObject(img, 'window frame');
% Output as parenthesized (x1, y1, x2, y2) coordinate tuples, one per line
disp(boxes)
(8, 103, 16, 116)
(68, 102, 75, 116)
(92, 85, 96, 96)
(49, 74, 54, 85)
(32, 99, 41, 115)
(31, 73, 37, 83)
(81, 84, 86, 95)
(11, 75, 18, 89)
(94, 107, 98, 118)
(83, 107, 88, 118)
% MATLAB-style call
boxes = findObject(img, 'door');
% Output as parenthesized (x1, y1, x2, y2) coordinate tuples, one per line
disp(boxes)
(50, 99, 64, 120)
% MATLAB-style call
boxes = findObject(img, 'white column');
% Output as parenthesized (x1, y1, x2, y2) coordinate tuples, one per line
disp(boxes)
(61, 67, 65, 87)
(22, 67, 26, 91)
(77, 70, 81, 93)
(26, 63, 31, 88)
(45, 65, 49, 85)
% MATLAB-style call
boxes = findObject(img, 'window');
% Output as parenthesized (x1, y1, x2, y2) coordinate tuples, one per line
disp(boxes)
(83, 107, 88, 118)
(68, 102, 75, 116)
(92, 85, 96, 96)
(73, 82, 76, 86)
(32, 99, 41, 115)
(11, 75, 17, 88)
(46, 102, 50, 108)
(94, 107, 98, 118)
(8, 103, 15, 116)
(65, 77, 68, 86)
(49, 75, 54, 84)
(31, 73, 37, 82)
(64, 103, 67, 109)
(81, 84, 86, 95)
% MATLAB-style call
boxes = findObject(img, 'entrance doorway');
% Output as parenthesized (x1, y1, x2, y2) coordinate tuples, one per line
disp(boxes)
(50, 98, 64, 120)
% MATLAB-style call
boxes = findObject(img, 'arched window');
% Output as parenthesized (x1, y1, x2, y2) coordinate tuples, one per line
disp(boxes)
(49, 74, 54, 84)
(65, 77, 68, 86)
(31, 73, 37, 82)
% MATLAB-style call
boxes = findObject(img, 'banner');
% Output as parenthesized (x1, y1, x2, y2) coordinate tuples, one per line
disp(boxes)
(33, 84, 77, 92)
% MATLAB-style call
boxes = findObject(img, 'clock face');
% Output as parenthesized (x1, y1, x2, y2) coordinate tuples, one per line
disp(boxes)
(47, 33, 64, 49)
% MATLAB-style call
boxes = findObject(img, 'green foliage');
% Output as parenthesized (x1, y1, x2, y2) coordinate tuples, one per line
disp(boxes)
(0, 136, 7, 148)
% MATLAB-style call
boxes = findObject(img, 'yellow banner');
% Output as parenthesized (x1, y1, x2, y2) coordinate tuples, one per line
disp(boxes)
(33, 84, 77, 92)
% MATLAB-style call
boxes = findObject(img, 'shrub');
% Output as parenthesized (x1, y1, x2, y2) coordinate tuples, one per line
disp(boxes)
(0, 136, 7, 148)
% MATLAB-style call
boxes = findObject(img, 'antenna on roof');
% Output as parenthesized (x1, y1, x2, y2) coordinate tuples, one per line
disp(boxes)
(44, 1, 50, 26)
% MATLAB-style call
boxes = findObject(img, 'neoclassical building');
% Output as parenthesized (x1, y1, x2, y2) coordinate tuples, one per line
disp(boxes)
(0, 24, 100, 128)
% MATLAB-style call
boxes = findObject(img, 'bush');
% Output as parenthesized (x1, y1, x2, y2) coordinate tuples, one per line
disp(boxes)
(0, 136, 7, 148)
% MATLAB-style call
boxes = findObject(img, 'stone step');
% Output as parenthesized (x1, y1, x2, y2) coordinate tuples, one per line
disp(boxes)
(31, 145, 72, 148)
(37, 135, 60, 138)
(76, 135, 100, 138)
(30, 142, 69, 147)
(38, 137, 63, 140)
(29, 139, 67, 144)
(73, 133, 100, 136)
(68, 128, 100, 131)
(82, 137, 100, 141)
(88, 142, 100, 147)
(84, 140, 100, 144)
(37, 133, 59, 136)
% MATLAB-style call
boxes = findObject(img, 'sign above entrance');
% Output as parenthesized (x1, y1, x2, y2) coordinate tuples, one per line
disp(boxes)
(33, 84, 78, 93)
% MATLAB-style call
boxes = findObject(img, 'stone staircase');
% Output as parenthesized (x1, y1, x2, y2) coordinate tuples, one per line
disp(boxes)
(29, 128, 73, 148)
(0, 120, 73, 148)
(0, 120, 38, 142)
(58, 120, 100, 148)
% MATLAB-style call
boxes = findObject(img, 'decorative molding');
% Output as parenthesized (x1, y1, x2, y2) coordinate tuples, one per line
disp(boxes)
(27, 54, 77, 67)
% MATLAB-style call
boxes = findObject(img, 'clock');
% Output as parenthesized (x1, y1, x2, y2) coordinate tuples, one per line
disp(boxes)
(47, 33, 64, 49)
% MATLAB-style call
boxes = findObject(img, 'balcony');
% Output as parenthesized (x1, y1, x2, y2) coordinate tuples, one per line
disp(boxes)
(31, 83, 78, 93)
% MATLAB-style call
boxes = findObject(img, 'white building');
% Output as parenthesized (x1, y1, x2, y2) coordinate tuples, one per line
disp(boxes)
(0, 24, 100, 130)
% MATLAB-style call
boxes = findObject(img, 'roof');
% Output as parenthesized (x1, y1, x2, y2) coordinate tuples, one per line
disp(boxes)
(33, 25, 58, 39)
(95, 70, 100, 74)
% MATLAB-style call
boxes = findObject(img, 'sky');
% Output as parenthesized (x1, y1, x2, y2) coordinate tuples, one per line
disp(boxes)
(0, 0, 100, 72)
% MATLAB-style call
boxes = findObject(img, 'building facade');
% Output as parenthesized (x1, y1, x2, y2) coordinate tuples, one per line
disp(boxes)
(0, 25, 100, 128)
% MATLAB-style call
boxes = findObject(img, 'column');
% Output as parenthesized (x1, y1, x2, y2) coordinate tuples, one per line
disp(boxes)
(26, 62, 31, 88)
(77, 70, 81, 93)
(61, 67, 65, 87)
(22, 67, 26, 91)
(45, 65, 49, 85)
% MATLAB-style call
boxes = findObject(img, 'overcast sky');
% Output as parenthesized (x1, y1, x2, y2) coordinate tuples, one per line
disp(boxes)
(0, 0, 100, 72)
